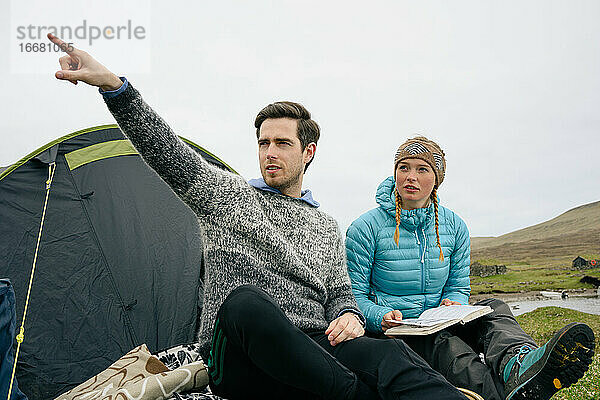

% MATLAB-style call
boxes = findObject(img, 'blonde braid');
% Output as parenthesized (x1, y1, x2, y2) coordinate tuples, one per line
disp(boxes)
(394, 189, 402, 246)
(431, 187, 444, 261)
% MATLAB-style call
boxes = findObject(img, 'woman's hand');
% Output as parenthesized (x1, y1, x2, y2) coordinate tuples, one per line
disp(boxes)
(440, 298, 461, 306)
(381, 310, 403, 332)
(47, 33, 123, 91)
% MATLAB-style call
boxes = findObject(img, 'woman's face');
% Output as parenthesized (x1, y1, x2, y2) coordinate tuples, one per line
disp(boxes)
(395, 158, 436, 209)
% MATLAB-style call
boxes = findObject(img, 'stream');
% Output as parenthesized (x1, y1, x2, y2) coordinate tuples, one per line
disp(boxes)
(507, 295, 600, 316)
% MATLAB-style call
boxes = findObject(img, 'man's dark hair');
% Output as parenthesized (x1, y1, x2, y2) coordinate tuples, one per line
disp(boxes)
(255, 101, 320, 171)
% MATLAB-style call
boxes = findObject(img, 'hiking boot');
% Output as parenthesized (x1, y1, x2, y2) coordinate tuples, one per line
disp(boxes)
(503, 322, 595, 400)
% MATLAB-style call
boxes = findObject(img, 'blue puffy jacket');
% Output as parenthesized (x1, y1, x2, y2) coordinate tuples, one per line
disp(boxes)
(346, 176, 471, 333)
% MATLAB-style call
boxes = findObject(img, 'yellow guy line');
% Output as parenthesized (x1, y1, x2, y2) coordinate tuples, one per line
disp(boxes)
(7, 162, 57, 400)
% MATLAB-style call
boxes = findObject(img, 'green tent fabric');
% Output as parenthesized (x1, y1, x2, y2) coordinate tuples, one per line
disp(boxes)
(0, 125, 236, 399)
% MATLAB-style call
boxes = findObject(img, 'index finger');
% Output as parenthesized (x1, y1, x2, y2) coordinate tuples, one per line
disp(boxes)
(332, 325, 353, 345)
(325, 318, 338, 335)
(328, 318, 349, 341)
(47, 33, 78, 54)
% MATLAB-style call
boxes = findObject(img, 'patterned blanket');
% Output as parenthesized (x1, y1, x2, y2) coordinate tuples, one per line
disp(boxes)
(55, 344, 209, 400)
(155, 344, 225, 400)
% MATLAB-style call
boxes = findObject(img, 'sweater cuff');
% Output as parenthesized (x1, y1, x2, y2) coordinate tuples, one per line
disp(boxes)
(103, 80, 140, 112)
(99, 77, 128, 98)
(337, 308, 366, 327)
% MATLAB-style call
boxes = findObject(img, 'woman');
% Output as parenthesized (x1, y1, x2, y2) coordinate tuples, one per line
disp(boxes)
(346, 137, 594, 400)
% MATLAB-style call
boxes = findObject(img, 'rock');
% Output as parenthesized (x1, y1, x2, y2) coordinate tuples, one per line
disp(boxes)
(470, 261, 507, 277)
(580, 275, 600, 287)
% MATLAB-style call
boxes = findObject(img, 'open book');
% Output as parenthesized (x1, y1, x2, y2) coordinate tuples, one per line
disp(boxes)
(384, 304, 492, 336)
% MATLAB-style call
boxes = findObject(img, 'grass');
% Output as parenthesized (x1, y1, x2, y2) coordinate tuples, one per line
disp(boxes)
(470, 264, 600, 295)
(516, 307, 600, 400)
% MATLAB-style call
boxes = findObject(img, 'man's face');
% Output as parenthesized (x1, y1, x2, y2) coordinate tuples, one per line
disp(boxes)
(257, 118, 314, 196)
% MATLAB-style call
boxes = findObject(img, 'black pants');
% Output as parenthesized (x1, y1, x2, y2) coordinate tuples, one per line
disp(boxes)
(207, 285, 467, 400)
(403, 298, 537, 400)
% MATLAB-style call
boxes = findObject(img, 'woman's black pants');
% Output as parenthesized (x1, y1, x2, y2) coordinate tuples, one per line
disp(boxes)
(207, 285, 467, 400)
(403, 298, 537, 400)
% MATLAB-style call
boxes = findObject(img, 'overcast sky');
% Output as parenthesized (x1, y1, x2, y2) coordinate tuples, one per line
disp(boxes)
(2, 1, 599, 238)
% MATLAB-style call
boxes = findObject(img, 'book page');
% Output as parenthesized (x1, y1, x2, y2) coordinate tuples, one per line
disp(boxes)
(390, 305, 490, 327)
(391, 317, 453, 327)
(419, 305, 489, 321)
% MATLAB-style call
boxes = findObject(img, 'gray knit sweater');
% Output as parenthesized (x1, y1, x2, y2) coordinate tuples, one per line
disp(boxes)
(103, 84, 364, 359)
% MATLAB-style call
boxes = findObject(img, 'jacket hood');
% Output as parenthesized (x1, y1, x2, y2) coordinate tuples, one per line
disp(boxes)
(375, 176, 434, 231)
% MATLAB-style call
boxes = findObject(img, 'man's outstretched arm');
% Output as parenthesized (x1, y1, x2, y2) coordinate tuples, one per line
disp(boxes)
(48, 33, 238, 210)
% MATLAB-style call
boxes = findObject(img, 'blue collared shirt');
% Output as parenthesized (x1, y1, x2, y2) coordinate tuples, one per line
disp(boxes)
(98, 76, 129, 98)
(248, 178, 320, 208)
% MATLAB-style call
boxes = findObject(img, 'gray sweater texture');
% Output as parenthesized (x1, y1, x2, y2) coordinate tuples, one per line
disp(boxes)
(103, 83, 364, 359)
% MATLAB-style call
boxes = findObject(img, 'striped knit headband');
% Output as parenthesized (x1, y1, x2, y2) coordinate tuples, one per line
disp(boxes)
(394, 137, 446, 187)
(393, 136, 446, 261)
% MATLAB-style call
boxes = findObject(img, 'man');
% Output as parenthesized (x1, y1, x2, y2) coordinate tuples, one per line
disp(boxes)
(48, 33, 470, 400)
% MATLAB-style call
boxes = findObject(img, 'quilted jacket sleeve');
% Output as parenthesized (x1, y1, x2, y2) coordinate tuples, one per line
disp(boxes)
(346, 216, 393, 333)
(440, 213, 471, 304)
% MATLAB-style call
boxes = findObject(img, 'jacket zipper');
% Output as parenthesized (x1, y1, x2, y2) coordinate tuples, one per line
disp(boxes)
(421, 228, 426, 297)
(421, 228, 426, 264)
(414, 228, 427, 314)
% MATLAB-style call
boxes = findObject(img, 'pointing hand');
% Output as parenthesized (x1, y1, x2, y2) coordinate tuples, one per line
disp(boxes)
(47, 33, 123, 91)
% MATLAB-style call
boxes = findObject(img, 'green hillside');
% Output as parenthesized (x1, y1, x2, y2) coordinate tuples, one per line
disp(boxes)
(471, 201, 600, 266)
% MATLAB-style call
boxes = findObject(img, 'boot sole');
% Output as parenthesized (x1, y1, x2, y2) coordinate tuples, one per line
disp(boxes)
(506, 322, 595, 400)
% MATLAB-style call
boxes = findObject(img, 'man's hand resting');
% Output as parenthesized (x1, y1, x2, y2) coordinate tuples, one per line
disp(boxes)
(325, 313, 364, 346)
(47, 33, 122, 91)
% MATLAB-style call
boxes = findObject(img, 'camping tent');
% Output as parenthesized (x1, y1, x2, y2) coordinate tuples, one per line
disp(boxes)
(0, 125, 235, 399)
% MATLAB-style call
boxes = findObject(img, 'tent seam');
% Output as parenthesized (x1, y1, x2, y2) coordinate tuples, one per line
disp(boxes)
(0, 124, 119, 183)
(62, 154, 140, 346)
(0, 125, 238, 181)
(178, 137, 237, 175)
